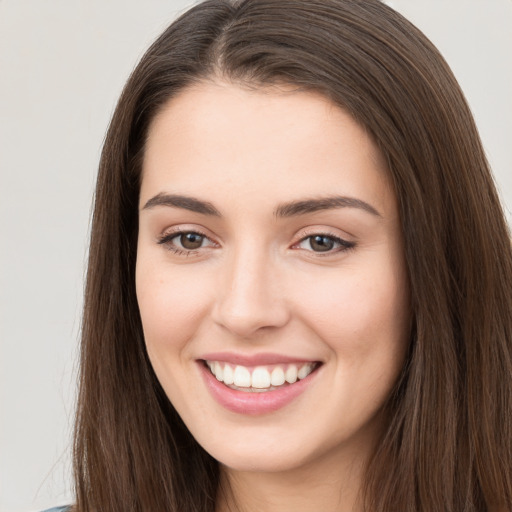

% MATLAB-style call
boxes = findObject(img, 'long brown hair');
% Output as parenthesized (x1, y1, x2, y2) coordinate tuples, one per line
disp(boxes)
(74, 1, 512, 510)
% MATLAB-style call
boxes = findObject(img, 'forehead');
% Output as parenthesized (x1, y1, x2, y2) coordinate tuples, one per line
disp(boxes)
(141, 81, 396, 218)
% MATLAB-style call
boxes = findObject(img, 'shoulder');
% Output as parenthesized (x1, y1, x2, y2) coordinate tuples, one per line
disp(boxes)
(41, 507, 71, 512)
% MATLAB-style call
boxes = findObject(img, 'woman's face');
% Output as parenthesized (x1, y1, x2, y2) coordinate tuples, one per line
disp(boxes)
(136, 81, 410, 475)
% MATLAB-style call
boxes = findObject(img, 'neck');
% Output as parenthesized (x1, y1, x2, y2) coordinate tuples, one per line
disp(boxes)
(215, 444, 369, 512)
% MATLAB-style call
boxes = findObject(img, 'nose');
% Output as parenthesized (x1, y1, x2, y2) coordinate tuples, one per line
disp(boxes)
(212, 248, 290, 339)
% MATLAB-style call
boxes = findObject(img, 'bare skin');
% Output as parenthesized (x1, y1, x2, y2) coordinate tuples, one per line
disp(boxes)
(136, 81, 410, 512)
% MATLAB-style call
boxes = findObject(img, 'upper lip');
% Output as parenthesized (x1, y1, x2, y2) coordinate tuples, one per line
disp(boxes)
(198, 352, 321, 366)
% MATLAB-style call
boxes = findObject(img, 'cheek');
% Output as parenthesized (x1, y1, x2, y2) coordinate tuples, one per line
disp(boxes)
(135, 260, 215, 355)
(295, 263, 409, 422)
(292, 261, 409, 364)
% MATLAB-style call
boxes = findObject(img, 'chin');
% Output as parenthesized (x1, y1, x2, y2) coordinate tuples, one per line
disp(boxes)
(213, 445, 312, 474)
(190, 416, 350, 477)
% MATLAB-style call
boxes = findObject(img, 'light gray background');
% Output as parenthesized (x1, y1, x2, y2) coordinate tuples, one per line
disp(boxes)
(1, 1, 510, 511)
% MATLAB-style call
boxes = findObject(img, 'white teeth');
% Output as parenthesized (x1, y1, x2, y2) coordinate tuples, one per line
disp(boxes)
(233, 365, 251, 387)
(285, 365, 298, 384)
(214, 361, 223, 381)
(270, 366, 285, 386)
(251, 366, 271, 388)
(298, 363, 313, 380)
(206, 360, 317, 390)
(223, 364, 234, 385)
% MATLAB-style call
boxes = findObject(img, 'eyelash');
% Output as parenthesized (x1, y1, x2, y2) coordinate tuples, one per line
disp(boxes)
(294, 231, 356, 256)
(157, 229, 214, 256)
(157, 229, 356, 256)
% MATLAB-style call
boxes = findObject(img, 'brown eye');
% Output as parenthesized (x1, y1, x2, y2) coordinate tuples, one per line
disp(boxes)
(158, 230, 214, 253)
(179, 232, 205, 250)
(295, 234, 355, 254)
(309, 235, 335, 252)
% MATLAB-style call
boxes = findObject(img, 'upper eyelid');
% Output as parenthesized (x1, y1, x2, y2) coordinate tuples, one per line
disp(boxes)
(158, 231, 216, 249)
(158, 225, 215, 241)
(294, 234, 353, 249)
(156, 226, 354, 248)
(294, 227, 353, 243)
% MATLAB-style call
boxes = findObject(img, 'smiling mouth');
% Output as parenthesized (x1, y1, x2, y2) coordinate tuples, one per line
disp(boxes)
(203, 360, 321, 392)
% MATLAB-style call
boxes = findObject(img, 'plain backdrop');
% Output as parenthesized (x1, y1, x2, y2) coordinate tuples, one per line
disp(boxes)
(1, 1, 511, 511)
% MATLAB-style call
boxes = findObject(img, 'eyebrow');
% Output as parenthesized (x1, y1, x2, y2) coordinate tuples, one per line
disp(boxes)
(142, 193, 381, 218)
(142, 193, 221, 216)
(274, 196, 381, 218)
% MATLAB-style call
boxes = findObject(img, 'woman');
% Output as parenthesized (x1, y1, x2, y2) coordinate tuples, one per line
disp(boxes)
(54, 0, 512, 510)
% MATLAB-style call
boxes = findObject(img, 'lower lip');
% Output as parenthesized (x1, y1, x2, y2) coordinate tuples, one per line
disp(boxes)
(198, 361, 320, 415)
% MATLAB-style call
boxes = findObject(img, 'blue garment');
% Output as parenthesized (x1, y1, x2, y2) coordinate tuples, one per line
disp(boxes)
(41, 507, 70, 512)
